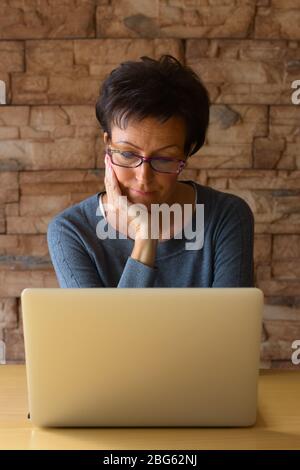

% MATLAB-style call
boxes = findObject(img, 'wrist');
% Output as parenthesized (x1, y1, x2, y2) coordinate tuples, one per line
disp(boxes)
(131, 237, 158, 268)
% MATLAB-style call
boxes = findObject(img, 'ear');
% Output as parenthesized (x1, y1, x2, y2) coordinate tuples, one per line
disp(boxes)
(103, 132, 110, 146)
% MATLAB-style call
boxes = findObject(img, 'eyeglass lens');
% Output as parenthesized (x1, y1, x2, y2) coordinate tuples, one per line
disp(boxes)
(110, 150, 182, 173)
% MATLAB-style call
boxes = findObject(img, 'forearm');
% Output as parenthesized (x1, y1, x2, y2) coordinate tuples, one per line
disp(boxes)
(131, 237, 158, 268)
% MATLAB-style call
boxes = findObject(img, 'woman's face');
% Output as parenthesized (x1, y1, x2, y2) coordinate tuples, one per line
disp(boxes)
(103, 115, 187, 210)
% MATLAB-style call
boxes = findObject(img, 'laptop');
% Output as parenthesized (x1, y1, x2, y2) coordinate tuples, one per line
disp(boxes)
(21, 287, 263, 428)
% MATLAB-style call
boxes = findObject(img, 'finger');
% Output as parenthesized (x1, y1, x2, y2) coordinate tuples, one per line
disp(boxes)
(105, 153, 110, 168)
(104, 172, 115, 210)
(104, 155, 114, 206)
(104, 154, 114, 190)
(107, 162, 122, 197)
(104, 156, 123, 214)
(104, 153, 111, 177)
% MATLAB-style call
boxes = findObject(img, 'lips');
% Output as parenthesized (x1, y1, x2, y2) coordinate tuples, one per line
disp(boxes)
(132, 188, 155, 194)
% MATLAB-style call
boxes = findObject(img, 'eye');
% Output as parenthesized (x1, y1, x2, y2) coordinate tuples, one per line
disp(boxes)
(153, 157, 174, 164)
(121, 151, 138, 159)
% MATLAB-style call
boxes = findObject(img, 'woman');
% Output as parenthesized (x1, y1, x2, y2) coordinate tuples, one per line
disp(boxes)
(47, 55, 254, 288)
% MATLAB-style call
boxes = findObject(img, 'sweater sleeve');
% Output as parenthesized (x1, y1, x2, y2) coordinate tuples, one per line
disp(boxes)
(118, 257, 158, 287)
(47, 216, 158, 288)
(212, 196, 255, 287)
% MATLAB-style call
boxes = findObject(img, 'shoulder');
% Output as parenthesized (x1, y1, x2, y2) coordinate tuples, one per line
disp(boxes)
(191, 180, 254, 220)
(186, 181, 254, 243)
(47, 192, 102, 240)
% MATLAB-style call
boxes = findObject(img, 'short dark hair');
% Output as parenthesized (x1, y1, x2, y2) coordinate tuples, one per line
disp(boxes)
(95, 54, 210, 158)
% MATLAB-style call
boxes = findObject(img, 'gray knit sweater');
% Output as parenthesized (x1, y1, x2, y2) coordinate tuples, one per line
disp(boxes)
(47, 180, 255, 288)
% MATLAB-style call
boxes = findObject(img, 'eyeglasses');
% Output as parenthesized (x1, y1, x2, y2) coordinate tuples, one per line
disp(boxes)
(106, 146, 186, 174)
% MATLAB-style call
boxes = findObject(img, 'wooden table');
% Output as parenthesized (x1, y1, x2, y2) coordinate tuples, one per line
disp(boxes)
(1, 365, 300, 450)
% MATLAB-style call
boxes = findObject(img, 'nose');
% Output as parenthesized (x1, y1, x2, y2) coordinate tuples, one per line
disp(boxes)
(135, 159, 155, 184)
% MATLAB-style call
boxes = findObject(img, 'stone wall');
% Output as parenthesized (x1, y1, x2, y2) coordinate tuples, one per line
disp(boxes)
(0, 0, 299, 368)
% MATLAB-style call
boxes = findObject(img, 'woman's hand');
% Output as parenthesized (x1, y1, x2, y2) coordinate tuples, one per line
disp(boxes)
(103, 154, 153, 241)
